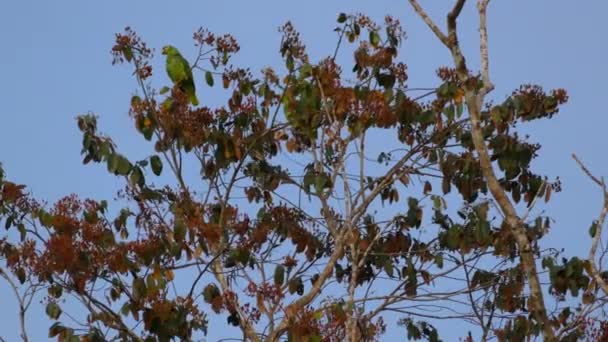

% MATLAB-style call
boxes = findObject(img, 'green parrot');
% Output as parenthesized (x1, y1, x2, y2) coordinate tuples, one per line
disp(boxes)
(162, 45, 199, 106)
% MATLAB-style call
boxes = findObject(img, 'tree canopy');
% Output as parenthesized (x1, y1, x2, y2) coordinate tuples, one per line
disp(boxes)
(1, 1, 608, 341)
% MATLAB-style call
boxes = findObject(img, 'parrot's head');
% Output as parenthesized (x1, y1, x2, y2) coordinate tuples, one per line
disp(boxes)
(161, 45, 179, 56)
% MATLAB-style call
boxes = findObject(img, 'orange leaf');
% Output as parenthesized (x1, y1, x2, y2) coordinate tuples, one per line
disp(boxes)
(2, 182, 26, 202)
(453, 88, 464, 105)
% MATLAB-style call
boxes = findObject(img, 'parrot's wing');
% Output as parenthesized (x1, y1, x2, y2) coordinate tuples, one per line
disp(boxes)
(166, 55, 190, 84)
(165, 50, 199, 106)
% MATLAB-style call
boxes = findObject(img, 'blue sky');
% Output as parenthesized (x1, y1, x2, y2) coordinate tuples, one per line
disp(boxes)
(1, 1, 607, 341)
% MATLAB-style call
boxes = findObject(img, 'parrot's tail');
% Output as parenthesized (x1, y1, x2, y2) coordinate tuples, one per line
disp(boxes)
(191, 95, 199, 106)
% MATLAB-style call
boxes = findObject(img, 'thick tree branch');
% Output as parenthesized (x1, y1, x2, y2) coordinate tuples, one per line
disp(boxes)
(407, 0, 449, 46)
(409, 0, 468, 77)
(464, 68, 556, 342)
(477, 0, 494, 94)
(408, 1, 555, 339)
(447, 0, 466, 44)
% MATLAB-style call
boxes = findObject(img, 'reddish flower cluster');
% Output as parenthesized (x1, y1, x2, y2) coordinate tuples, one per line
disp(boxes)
(111, 27, 153, 79)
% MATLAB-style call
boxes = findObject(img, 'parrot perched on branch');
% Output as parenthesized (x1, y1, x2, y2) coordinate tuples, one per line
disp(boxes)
(162, 45, 199, 106)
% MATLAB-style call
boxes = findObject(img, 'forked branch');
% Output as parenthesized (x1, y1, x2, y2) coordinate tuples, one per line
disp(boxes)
(408, 1, 555, 339)
(572, 154, 608, 295)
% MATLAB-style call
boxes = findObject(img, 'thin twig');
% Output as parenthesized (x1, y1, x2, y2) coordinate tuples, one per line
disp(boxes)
(0, 268, 28, 342)
(573, 154, 603, 187)
(572, 154, 608, 295)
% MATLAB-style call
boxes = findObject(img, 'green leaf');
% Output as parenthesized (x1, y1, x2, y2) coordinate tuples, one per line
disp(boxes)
(174, 218, 187, 242)
(475, 221, 491, 245)
(437, 83, 450, 98)
(86, 328, 106, 342)
(444, 104, 455, 121)
(300, 63, 313, 78)
(406, 320, 421, 339)
(150, 155, 163, 176)
(108, 153, 132, 176)
(303, 172, 315, 194)
(431, 195, 442, 210)
(205, 71, 214, 87)
(376, 73, 396, 89)
(123, 47, 133, 62)
(132, 277, 147, 301)
(369, 31, 381, 47)
(288, 277, 304, 295)
(99, 200, 108, 212)
(542, 257, 555, 270)
(456, 103, 464, 118)
(46, 302, 62, 320)
(203, 283, 220, 303)
(159, 86, 171, 95)
(435, 254, 444, 269)
(62, 329, 79, 342)
(48, 285, 63, 299)
(274, 265, 285, 286)
(337, 13, 348, 23)
(589, 221, 598, 238)
(129, 166, 145, 187)
(285, 55, 294, 71)
(384, 260, 394, 278)
(335, 263, 344, 283)
(4, 215, 12, 229)
(442, 177, 451, 194)
(99, 140, 112, 158)
(140, 187, 163, 201)
(309, 335, 322, 342)
(38, 210, 53, 227)
(235, 248, 251, 264)
(240, 81, 252, 95)
(120, 302, 131, 316)
(17, 223, 26, 241)
(16, 267, 26, 284)
(116, 155, 132, 175)
(428, 326, 440, 342)
(107, 153, 118, 173)
(314, 175, 326, 194)
(48, 322, 66, 338)
(227, 311, 240, 327)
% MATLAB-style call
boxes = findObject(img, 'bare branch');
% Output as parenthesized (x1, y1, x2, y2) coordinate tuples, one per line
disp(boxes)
(447, 0, 467, 45)
(407, 0, 449, 46)
(465, 62, 556, 342)
(477, 0, 494, 94)
(572, 154, 608, 295)
(0, 268, 28, 342)
(573, 154, 603, 187)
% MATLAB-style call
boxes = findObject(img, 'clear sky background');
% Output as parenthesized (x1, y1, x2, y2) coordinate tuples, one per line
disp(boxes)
(1, 1, 607, 341)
